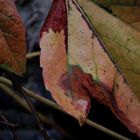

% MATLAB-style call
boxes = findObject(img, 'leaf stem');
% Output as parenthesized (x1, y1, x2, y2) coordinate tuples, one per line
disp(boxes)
(26, 51, 40, 59)
(0, 76, 131, 140)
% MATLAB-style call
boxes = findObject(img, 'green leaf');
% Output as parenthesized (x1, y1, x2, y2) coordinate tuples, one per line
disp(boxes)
(76, 0, 140, 136)
(77, 0, 140, 101)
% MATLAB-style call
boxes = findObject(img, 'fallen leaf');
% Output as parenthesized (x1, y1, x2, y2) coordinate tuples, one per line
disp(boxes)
(110, 6, 140, 31)
(77, 0, 140, 136)
(92, 0, 140, 32)
(91, 0, 140, 7)
(40, 0, 140, 137)
(40, 0, 91, 124)
(0, 0, 26, 75)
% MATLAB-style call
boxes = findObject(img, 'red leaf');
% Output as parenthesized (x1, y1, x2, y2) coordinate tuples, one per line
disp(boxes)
(40, 0, 90, 124)
(0, 0, 26, 75)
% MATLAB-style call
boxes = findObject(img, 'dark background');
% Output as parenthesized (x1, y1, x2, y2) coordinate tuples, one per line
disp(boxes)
(0, 0, 139, 139)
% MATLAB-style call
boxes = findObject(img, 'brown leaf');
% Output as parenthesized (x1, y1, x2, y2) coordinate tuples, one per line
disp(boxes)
(110, 6, 140, 31)
(92, 0, 140, 7)
(0, 0, 26, 75)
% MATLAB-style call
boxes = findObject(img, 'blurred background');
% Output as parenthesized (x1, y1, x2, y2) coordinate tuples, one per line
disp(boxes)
(0, 0, 139, 139)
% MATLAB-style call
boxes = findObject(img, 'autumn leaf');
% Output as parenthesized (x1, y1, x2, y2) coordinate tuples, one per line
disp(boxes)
(78, 0, 140, 136)
(0, 0, 26, 75)
(92, 0, 140, 32)
(40, 0, 91, 124)
(77, 0, 140, 100)
(40, 0, 140, 137)
(110, 6, 140, 31)
(91, 0, 140, 7)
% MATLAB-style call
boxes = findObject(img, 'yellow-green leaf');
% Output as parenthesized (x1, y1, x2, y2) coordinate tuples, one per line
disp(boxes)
(110, 6, 140, 31)
(76, 0, 140, 136)
(91, 0, 140, 7)
(78, 0, 140, 101)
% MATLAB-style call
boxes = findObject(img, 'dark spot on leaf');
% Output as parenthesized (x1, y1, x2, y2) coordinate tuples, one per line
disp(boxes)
(116, 83, 119, 89)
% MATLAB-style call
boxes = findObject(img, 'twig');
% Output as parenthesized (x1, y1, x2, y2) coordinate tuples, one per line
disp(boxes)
(26, 51, 40, 59)
(22, 89, 131, 140)
(85, 119, 131, 140)
(0, 83, 76, 140)
(18, 88, 50, 140)
(8, 74, 50, 140)
(24, 89, 131, 140)
(0, 111, 20, 140)
(0, 77, 131, 140)
(0, 120, 18, 128)
(0, 83, 50, 125)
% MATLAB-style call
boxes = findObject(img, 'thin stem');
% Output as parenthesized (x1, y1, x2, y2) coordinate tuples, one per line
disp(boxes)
(0, 83, 50, 125)
(25, 88, 63, 113)
(19, 89, 131, 140)
(0, 111, 20, 140)
(0, 77, 131, 140)
(8, 74, 50, 140)
(24, 89, 131, 140)
(19, 88, 50, 140)
(26, 51, 40, 59)
(85, 119, 131, 140)
(0, 77, 63, 112)
(0, 120, 18, 128)
(0, 83, 75, 140)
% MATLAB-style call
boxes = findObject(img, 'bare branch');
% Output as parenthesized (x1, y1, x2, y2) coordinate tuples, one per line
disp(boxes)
(0, 76, 131, 140)
(0, 111, 20, 140)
